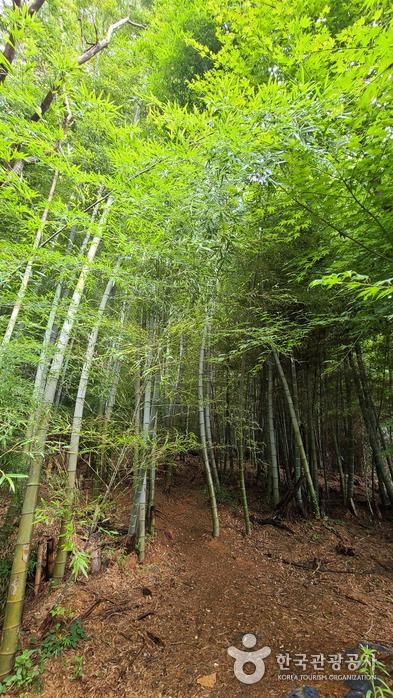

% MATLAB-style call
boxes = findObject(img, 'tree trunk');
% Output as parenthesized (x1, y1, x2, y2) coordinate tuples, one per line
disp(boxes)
(98, 299, 128, 485)
(267, 359, 279, 507)
(137, 471, 147, 564)
(127, 335, 153, 554)
(1, 170, 59, 350)
(0, 198, 112, 679)
(198, 316, 219, 537)
(290, 358, 304, 508)
(33, 541, 45, 596)
(350, 347, 393, 505)
(273, 351, 320, 517)
(52, 268, 118, 585)
(165, 335, 184, 491)
(238, 360, 251, 534)
(344, 363, 355, 503)
(204, 341, 220, 492)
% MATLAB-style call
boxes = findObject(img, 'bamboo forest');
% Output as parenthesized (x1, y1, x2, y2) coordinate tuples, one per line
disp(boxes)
(0, 0, 392, 696)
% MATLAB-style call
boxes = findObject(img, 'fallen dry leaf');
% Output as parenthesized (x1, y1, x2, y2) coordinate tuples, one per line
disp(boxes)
(196, 672, 217, 688)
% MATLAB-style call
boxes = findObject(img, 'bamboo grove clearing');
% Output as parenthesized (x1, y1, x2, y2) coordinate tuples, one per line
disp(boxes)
(0, 0, 392, 696)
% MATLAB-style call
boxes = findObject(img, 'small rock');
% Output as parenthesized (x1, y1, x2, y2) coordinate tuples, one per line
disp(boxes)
(336, 543, 356, 556)
(346, 641, 393, 655)
(344, 678, 372, 693)
(287, 688, 320, 698)
(359, 641, 393, 653)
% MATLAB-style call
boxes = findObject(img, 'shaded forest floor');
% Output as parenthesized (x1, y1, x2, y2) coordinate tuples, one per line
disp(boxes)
(10, 460, 393, 697)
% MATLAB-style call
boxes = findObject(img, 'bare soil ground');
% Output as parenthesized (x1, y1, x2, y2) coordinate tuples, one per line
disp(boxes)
(8, 462, 393, 697)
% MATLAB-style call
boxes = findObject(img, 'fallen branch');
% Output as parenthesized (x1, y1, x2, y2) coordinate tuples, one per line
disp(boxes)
(99, 603, 139, 620)
(76, 598, 107, 621)
(342, 593, 370, 607)
(146, 630, 164, 648)
(251, 515, 295, 534)
(136, 610, 155, 621)
(274, 475, 304, 516)
(265, 553, 356, 574)
(371, 556, 393, 572)
(269, 553, 393, 576)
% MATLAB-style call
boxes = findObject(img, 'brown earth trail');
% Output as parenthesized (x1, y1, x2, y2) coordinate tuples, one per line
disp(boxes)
(22, 464, 393, 698)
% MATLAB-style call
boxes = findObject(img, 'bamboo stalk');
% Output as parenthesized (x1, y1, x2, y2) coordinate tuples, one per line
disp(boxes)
(198, 315, 219, 537)
(1, 170, 59, 350)
(0, 198, 112, 678)
(267, 359, 279, 507)
(52, 266, 119, 585)
(33, 541, 45, 595)
(273, 351, 320, 517)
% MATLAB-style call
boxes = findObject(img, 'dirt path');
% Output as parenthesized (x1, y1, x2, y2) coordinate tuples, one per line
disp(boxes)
(24, 466, 393, 698)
